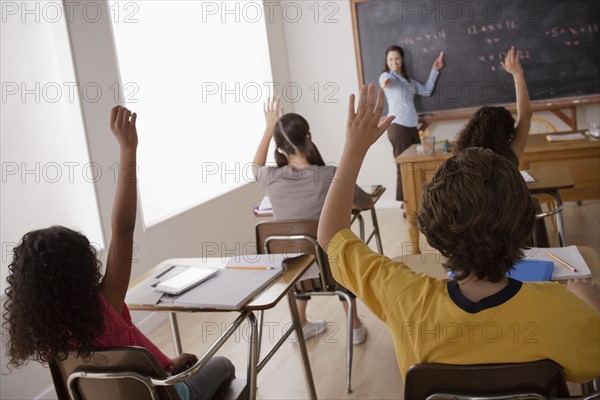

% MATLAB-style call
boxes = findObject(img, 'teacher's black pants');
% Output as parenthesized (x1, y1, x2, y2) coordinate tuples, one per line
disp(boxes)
(388, 123, 420, 201)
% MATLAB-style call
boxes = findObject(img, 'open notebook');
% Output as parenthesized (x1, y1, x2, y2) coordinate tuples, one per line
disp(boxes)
(163, 254, 302, 310)
(524, 246, 592, 280)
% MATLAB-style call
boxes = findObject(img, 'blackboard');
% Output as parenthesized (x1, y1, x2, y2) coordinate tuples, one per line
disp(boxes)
(351, 0, 600, 115)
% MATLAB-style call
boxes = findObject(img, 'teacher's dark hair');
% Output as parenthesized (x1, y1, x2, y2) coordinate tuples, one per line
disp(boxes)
(417, 148, 535, 282)
(274, 113, 326, 168)
(383, 45, 410, 80)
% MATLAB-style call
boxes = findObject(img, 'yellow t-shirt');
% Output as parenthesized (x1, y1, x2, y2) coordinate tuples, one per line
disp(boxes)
(327, 229, 600, 383)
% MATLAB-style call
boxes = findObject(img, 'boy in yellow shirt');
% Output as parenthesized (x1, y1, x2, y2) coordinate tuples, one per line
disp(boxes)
(317, 85, 599, 383)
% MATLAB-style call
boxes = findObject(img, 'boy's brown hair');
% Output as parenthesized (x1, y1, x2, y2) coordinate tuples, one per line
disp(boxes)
(417, 147, 535, 282)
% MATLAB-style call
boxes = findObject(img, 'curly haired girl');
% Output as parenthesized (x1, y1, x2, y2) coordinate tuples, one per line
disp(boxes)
(3, 106, 235, 399)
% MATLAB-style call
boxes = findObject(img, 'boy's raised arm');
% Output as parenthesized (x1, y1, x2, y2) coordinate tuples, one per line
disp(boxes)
(101, 106, 138, 313)
(318, 85, 394, 247)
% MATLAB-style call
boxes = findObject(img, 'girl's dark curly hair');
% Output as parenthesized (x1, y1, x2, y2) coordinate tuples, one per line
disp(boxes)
(455, 106, 516, 161)
(417, 148, 535, 282)
(274, 113, 326, 168)
(2, 226, 104, 368)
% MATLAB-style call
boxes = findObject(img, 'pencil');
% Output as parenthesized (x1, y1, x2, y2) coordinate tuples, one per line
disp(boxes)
(226, 266, 273, 270)
(547, 252, 577, 272)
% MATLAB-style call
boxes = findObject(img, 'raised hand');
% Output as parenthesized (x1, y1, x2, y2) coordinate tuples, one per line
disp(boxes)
(432, 51, 444, 70)
(346, 84, 395, 154)
(500, 46, 523, 76)
(110, 105, 138, 149)
(264, 96, 283, 132)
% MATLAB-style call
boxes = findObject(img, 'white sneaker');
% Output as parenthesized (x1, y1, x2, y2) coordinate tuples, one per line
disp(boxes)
(353, 321, 368, 345)
(290, 320, 328, 342)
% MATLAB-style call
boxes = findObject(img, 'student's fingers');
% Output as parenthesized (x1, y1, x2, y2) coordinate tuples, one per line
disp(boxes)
(114, 107, 125, 129)
(130, 112, 137, 132)
(355, 85, 367, 120)
(515, 49, 522, 61)
(374, 89, 386, 118)
(110, 106, 120, 128)
(378, 115, 395, 136)
(365, 84, 377, 116)
(347, 93, 356, 125)
(121, 107, 131, 127)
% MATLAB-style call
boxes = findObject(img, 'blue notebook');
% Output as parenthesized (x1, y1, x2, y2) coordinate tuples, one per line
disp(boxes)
(448, 260, 554, 282)
(507, 260, 554, 282)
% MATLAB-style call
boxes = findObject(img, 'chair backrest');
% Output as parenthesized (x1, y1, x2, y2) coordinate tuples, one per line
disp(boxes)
(530, 116, 557, 134)
(49, 346, 179, 400)
(404, 360, 570, 400)
(255, 219, 339, 293)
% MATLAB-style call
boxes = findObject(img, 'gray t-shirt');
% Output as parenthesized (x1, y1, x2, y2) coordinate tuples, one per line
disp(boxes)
(254, 165, 372, 221)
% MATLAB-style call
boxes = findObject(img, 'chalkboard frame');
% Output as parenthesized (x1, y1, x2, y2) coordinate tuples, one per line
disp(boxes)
(349, 0, 600, 124)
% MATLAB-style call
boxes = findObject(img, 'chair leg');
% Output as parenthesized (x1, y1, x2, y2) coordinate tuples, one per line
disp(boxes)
(357, 214, 365, 242)
(338, 291, 354, 393)
(371, 208, 383, 254)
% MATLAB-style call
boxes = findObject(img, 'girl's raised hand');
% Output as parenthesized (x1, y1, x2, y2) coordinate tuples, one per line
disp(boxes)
(110, 105, 138, 149)
(264, 96, 283, 130)
(346, 84, 395, 154)
(500, 46, 523, 76)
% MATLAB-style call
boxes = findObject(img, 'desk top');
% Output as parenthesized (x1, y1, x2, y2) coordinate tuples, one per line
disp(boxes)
(393, 246, 599, 285)
(526, 167, 574, 191)
(396, 133, 600, 163)
(127, 254, 314, 312)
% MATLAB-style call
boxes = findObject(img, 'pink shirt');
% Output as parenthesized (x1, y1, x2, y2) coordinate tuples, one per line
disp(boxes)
(92, 293, 173, 371)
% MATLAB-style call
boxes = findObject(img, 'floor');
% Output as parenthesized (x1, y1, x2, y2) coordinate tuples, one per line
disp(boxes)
(146, 200, 599, 399)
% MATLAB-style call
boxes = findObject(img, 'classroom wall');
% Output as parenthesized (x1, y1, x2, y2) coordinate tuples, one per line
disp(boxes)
(0, 2, 266, 398)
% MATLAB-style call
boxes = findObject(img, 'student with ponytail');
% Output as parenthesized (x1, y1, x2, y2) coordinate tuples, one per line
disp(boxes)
(252, 97, 371, 344)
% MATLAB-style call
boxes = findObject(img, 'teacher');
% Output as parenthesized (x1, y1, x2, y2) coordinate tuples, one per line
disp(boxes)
(379, 45, 444, 207)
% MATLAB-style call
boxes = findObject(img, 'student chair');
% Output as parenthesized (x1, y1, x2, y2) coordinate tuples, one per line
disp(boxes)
(350, 185, 386, 254)
(404, 360, 600, 400)
(530, 116, 558, 134)
(49, 346, 246, 400)
(255, 219, 356, 393)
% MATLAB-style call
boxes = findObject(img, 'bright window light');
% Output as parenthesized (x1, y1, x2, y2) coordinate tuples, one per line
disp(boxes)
(110, 0, 273, 226)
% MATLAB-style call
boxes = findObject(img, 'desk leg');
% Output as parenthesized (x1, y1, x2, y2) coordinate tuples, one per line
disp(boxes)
(246, 312, 259, 400)
(287, 291, 317, 399)
(553, 191, 566, 246)
(169, 312, 183, 355)
(406, 211, 421, 254)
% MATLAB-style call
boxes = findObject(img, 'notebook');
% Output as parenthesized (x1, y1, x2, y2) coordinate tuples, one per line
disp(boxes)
(520, 170, 535, 183)
(155, 266, 218, 295)
(448, 259, 554, 282)
(165, 254, 300, 310)
(507, 260, 554, 281)
(524, 246, 592, 280)
(254, 196, 273, 216)
(546, 133, 586, 142)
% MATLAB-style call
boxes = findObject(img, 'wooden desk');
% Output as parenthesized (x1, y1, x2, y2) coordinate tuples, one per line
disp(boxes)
(396, 135, 598, 252)
(520, 133, 600, 201)
(127, 255, 317, 400)
(393, 246, 599, 286)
